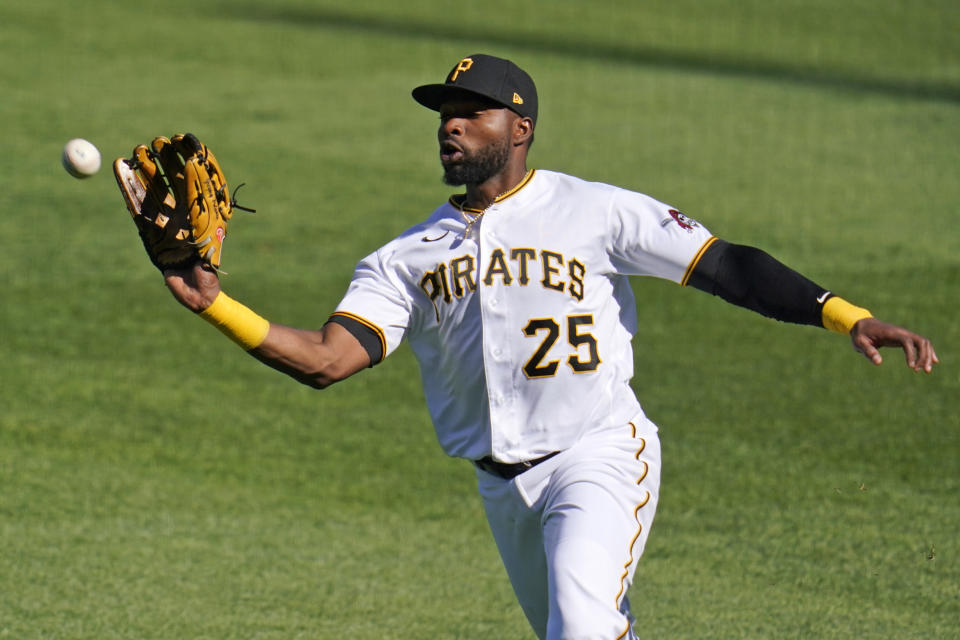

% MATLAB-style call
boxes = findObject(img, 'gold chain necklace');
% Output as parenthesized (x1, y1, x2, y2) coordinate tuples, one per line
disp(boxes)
(458, 200, 484, 236)
(458, 190, 509, 236)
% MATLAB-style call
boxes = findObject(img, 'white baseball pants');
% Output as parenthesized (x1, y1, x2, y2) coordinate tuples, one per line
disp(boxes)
(476, 416, 661, 640)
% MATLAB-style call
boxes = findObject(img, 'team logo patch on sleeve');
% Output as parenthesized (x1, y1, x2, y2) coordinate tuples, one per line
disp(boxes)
(662, 209, 700, 232)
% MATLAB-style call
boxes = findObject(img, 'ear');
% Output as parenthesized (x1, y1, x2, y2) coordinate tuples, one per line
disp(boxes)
(512, 116, 534, 147)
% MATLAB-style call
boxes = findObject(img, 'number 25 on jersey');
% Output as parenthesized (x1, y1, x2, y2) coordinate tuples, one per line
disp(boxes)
(522, 314, 600, 378)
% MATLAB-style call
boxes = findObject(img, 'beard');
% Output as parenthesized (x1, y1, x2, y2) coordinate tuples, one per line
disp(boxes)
(442, 136, 511, 186)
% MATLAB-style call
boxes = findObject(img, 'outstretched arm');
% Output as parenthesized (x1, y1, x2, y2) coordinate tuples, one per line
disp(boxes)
(687, 239, 939, 373)
(164, 263, 370, 388)
(114, 133, 374, 387)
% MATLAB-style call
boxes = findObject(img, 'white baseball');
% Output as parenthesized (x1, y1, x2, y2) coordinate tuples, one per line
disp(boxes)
(62, 138, 101, 179)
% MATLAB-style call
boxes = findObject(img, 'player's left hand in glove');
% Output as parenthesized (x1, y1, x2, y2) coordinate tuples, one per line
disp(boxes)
(113, 133, 252, 272)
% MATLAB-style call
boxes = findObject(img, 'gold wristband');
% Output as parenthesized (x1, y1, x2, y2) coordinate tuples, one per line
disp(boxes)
(199, 291, 271, 350)
(822, 296, 873, 335)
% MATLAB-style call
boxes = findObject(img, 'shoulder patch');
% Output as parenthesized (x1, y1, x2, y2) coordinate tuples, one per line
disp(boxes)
(661, 209, 700, 233)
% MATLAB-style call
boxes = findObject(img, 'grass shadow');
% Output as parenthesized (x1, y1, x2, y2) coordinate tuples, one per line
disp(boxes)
(229, 4, 960, 104)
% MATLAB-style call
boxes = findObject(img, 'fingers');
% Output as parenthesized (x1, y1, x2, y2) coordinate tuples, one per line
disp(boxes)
(850, 319, 939, 373)
(901, 335, 920, 371)
(152, 136, 189, 204)
(854, 337, 884, 366)
(893, 331, 938, 373)
(173, 132, 204, 158)
(174, 133, 231, 219)
(133, 144, 158, 181)
(150, 136, 180, 179)
(134, 144, 176, 213)
(909, 335, 939, 373)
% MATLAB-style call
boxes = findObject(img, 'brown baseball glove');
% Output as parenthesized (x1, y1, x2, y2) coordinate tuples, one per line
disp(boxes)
(113, 133, 253, 271)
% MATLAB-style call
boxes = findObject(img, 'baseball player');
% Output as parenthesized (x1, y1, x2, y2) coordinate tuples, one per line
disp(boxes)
(150, 55, 937, 639)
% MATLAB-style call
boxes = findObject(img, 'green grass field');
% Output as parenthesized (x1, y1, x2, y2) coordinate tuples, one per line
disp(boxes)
(2, 1, 958, 637)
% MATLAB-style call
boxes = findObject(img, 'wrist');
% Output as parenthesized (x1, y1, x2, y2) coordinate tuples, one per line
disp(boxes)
(190, 290, 221, 314)
(199, 291, 271, 350)
(822, 296, 873, 334)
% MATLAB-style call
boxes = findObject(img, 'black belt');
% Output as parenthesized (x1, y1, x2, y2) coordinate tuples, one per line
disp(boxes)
(474, 451, 561, 479)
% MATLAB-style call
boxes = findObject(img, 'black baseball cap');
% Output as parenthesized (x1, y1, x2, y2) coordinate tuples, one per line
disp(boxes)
(412, 54, 538, 124)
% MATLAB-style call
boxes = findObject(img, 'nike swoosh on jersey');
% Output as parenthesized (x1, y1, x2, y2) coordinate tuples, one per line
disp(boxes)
(422, 231, 450, 242)
(817, 291, 831, 304)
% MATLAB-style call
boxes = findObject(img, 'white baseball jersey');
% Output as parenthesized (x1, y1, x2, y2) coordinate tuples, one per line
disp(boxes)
(333, 169, 714, 463)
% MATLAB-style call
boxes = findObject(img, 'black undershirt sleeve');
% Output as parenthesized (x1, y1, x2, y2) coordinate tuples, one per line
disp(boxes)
(686, 239, 831, 327)
(325, 315, 384, 366)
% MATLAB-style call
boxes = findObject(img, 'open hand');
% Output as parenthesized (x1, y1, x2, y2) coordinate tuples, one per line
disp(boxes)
(850, 318, 939, 373)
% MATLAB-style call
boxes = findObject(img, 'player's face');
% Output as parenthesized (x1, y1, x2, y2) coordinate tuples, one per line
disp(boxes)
(438, 98, 515, 186)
